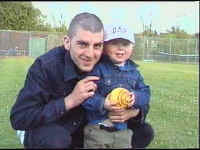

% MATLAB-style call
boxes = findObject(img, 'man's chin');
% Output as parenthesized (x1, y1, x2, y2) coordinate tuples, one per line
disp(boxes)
(80, 65, 93, 73)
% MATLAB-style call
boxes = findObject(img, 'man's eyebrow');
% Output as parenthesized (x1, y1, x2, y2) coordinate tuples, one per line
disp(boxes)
(94, 42, 104, 45)
(76, 40, 89, 45)
(77, 41, 103, 45)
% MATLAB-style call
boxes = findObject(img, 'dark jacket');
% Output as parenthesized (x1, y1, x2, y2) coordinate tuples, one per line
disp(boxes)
(10, 46, 86, 132)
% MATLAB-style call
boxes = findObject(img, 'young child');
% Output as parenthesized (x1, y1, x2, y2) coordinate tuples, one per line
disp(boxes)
(82, 24, 150, 148)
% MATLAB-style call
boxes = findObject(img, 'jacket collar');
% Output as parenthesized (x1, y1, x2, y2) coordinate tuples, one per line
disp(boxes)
(102, 55, 138, 71)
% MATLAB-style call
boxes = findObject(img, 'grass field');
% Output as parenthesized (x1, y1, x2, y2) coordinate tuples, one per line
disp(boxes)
(0, 56, 199, 148)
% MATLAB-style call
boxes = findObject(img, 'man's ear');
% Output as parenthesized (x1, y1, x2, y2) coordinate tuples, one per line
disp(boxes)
(63, 36, 70, 50)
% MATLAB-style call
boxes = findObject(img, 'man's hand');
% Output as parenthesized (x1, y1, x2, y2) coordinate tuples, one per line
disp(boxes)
(64, 76, 99, 110)
(108, 108, 140, 123)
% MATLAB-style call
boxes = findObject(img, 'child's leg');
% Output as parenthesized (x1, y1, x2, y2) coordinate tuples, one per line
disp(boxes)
(83, 124, 114, 148)
(113, 129, 133, 148)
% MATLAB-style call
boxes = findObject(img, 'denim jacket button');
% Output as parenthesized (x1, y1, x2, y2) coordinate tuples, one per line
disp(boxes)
(72, 121, 77, 126)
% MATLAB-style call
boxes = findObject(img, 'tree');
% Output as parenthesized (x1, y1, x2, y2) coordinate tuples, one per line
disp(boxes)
(141, 22, 158, 37)
(51, 14, 67, 33)
(166, 26, 192, 39)
(0, 2, 50, 31)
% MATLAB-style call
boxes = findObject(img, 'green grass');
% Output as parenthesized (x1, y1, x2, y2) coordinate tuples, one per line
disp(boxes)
(0, 57, 34, 148)
(137, 61, 199, 148)
(0, 57, 199, 148)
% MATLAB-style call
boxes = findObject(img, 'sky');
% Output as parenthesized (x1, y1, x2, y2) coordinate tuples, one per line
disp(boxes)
(32, 1, 199, 34)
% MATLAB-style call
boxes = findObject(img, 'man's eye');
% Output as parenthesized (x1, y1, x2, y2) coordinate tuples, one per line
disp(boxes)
(94, 44, 102, 49)
(78, 42, 88, 48)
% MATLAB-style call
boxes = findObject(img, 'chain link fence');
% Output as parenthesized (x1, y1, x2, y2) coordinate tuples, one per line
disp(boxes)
(133, 36, 199, 64)
(0, 30, 199, 63)
(0, 30, 65, 58)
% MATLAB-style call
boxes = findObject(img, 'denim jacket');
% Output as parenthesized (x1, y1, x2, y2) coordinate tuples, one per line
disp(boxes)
(82, 55, 151, 130)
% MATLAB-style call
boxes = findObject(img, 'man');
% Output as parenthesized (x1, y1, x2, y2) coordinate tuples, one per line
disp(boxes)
(10, 12, 154, 148)
(10, 12, 104, 148)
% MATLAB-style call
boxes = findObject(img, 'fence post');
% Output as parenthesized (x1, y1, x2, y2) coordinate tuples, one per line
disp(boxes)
(143, 36, 145, 61)
(195, 38, 198, 64)
(29, 32, 31, 57)
(186, 39, 189, 64)
(169, 38, 171, 63)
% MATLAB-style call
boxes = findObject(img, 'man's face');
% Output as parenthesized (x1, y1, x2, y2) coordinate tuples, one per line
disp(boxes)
(64, 27, 104, 72)
(104, 40, 134, 65)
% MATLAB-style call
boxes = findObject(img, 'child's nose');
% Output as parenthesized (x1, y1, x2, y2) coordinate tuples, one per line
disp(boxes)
(118, 45, 125, 51)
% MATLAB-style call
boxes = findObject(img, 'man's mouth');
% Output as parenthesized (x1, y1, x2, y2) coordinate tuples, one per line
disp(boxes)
(81, 57, 92, 65)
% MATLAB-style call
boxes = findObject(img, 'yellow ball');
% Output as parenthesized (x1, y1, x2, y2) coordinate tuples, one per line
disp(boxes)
(108, 88, 132, 108)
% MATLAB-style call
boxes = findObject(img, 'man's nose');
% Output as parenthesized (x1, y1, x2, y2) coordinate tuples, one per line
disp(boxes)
(85, 46, 94, 57)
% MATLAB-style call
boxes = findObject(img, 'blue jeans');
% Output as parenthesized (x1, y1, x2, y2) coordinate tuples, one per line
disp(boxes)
(24, 122, 86, 149)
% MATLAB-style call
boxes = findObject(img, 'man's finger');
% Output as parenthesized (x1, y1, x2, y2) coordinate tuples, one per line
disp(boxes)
(86, 82, 97, 92)
(111, 107, 125, 112)
(110, 119, 124, 123)
(82, 76, 100, 83)
(109, 106, 122, 112)
(109, 110, 125, 116)
(109, 116, 125, 123)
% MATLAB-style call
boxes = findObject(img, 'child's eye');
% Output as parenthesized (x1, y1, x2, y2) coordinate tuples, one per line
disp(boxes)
(122, 43, 129, 47)
(110, 41, 118, 45)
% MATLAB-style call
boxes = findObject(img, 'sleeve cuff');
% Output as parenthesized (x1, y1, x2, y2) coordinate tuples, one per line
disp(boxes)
(99, 97, 107, 115)
(54, 97, 68, 118)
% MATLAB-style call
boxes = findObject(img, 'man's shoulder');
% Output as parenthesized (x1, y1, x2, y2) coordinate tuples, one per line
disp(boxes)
(37, 46, 66, 65)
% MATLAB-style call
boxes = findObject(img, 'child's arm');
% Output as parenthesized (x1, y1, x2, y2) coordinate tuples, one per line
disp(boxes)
(131, 74, 150, 107)
(129, 71, 151, 123)
(82, 92, 107, 115)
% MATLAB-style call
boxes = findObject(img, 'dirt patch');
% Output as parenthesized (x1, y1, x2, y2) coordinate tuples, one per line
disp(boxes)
(0, 56, 30, 59)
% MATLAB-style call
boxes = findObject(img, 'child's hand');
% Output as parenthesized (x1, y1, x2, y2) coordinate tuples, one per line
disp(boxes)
(127, 92, 135, 108)
(104, 94, 121, 111)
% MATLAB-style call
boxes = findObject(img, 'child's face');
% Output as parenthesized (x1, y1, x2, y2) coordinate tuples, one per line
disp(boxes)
(104, 39, 134, 65)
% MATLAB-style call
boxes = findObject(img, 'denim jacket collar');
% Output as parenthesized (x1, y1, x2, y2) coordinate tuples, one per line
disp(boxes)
(102, 55, 138, 72)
